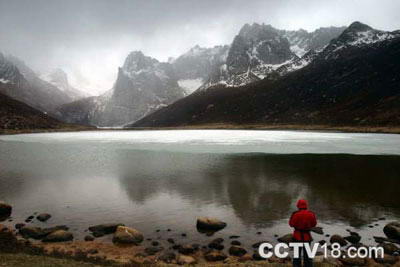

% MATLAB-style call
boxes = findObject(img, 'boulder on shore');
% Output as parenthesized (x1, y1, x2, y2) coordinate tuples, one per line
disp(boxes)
(36, 213, 51, 222)
(84, 235, 95, 241)
(0, 224, 18, 252)
(0, 202, 12, 220)
(204, 250, 227, 262)
(381, 242, 400, 255)
(42, 230, 73, 242)
(229, 245, 247, 257)
(144, 246, 164, 255)
(158, 251, 176, 263)
(177, 254, 197, 265)
(178, 244, 196, 255)
(375, 253, 399, 264)
(339, 257, 366, 266)
(384, 222, 400, 240)
(89, 223, 124, 236)
(196, 217, 227, 231)
(19, 226, 47, 240)
(112, 226, 143, 245)
(277, 234, 294, 244)
(19, 225, 69, 240)
(310, 227, 324, 235)
(330, 235, 348, 246)
(344, 233, 361, 244)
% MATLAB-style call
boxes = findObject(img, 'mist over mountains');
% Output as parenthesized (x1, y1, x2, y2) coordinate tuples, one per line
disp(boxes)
(1, 20, 400, 130)
(55, 23, 346, 127)
(0, 53, 86, 114)
(130, 22, 400, 128)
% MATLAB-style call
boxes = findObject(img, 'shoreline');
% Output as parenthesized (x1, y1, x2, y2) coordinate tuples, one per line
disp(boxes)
(1, 228, 398, 266)
(126, 123, 400, 134)
(1, 213, 399, 266)
(1, 123, 400, 135)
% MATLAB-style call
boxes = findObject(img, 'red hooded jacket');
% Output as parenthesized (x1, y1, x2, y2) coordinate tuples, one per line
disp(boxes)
(289, 199, 317, 242)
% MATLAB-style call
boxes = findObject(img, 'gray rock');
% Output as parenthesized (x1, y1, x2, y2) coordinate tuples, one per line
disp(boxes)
(36, 213, 51, 222)
(384, 222, 400, 240)
(0, 202, 12, 219)
(344, 233, 361, 244)
(252, 251, 265, 261)
(15, 223, 25, 230)
(381, 242, 399, 255)
(204, 250, 227, 262)
(330, 235, 347, 246)
(112, 226, 143, 245)
(229, 245, 247, 256)
(277, 234, 293, 244)
(177, 254, 197, 265)
(88, 223, 124, 235)
(42, 230, 73, 242)
(84, 235, 94, 241)
(252, 241, 269, 249)
(19, 226, 46, 240)
(311, 227, 324, 235)
(178, 244, 195, 255)
(208, 241, 224, 250)
(0, 224, 18, 252)
(374, 254, 399, 264)
(41, 225, 69, 236)
(158, 251, 176, 263)
(196, 217, 227, 231)
(144, 246, 164, 255)
(231, 240, 241, 246)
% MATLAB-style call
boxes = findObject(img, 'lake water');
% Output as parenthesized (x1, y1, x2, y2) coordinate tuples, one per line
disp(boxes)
(1, 130, 400, 250)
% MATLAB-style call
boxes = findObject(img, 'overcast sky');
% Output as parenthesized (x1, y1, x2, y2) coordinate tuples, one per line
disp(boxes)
(0, 0, 399, 95)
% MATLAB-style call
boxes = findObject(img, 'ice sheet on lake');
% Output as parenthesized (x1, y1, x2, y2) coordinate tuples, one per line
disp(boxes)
(1, 130, 399, 155)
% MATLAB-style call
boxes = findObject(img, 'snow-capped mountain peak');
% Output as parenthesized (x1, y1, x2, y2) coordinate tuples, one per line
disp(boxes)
(325, 21, 400, 54)
(122, 51, 158, 74)
(0, 53, 24, 85)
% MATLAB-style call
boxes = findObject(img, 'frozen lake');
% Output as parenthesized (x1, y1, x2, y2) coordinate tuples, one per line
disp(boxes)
(1, 130, 399, 249)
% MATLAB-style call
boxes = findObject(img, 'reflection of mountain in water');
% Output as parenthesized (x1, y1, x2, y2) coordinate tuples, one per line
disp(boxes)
(117, 152, 400, 227)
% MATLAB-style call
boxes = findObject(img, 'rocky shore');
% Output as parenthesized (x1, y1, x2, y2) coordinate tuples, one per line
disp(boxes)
(1, 202, 400, 266)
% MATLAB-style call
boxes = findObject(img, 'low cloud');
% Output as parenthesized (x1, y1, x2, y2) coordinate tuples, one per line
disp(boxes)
(1, 0, 399, 95)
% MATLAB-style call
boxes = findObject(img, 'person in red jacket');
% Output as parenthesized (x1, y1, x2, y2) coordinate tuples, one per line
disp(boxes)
(289, 199, 317, 267)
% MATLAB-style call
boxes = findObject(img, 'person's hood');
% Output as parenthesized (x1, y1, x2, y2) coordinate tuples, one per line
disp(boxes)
(297, 199, 308, 209)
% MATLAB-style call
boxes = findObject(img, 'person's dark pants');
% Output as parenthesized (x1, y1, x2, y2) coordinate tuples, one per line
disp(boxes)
(293, 242, 313, 267)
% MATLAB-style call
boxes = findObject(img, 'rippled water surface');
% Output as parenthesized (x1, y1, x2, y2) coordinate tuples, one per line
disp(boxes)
(1, 130, 400, 248)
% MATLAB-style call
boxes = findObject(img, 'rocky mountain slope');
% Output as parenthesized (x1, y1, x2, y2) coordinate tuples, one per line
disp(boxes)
(129, 22, 400, 128)
(281, 26, 346, 57)
(200, 23, 345, 88)
(40, 68, 88, 101)
(0, 53, 84, 115)
(171, 45, 229, 93)
(58, 51, 185, 126)
(0, 83, 74, 132)
(56, 23, 350, 127)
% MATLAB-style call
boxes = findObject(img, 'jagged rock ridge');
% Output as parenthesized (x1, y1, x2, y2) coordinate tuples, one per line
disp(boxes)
(201, 23, 346, 88)
(58, 51, 186, 126)
(41, 68, 88, 101)
(128, 22, 400, 128)
(0, 53, 71, 114)
(56, 23, 349, 126)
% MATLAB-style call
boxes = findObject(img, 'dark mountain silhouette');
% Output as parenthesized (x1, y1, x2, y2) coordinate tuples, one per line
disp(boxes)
(0, 83, 79, 132)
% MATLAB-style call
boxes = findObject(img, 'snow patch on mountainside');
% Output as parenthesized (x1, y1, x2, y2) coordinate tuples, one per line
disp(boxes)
(178, 78, 203, 94)
(0, 78, 10, 84)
